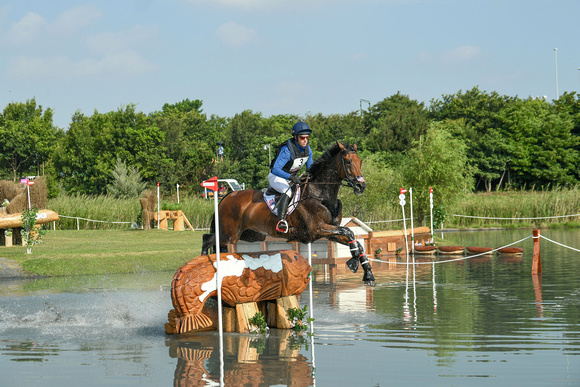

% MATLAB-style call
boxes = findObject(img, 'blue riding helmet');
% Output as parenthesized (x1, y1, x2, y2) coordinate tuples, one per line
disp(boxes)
(292, 121, 312, 136)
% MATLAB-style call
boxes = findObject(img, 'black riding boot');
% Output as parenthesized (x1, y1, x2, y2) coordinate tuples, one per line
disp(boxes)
(275, 194, 291, 233)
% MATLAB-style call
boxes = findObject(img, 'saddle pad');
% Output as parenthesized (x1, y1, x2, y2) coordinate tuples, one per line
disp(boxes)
(263, 186, 301, 216)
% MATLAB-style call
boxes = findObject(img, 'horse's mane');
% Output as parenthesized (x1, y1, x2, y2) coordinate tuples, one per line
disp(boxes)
(309, 142, 356, 176)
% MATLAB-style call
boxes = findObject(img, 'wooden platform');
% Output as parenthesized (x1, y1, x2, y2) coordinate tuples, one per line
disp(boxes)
(153, 210, 193, 231)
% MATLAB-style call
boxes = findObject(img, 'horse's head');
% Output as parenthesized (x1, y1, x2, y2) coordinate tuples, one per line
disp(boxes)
(338, 142, 366, 195)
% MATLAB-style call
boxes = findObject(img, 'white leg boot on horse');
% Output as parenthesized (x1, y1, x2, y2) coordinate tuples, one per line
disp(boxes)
(275, 194, 291, 233)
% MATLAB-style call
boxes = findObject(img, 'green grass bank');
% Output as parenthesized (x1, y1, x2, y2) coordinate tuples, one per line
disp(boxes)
(2, 230, 204, 277)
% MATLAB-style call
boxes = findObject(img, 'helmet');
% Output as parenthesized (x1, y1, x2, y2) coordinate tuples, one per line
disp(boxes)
(292, 121, 312, 136)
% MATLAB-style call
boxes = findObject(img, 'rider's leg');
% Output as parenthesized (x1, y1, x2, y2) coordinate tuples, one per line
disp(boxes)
(276, 193, 291, 233)
(268, 173, 293, 233)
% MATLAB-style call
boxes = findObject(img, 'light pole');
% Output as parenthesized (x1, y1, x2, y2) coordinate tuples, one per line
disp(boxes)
(264, 144, 271, 165)
(554, 48, 559, 99)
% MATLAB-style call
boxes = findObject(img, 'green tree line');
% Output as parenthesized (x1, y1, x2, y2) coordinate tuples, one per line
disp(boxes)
(1, 88, 579, 219)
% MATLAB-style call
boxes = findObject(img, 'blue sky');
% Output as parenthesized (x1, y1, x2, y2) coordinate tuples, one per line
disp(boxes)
(0, 0, 578, 129)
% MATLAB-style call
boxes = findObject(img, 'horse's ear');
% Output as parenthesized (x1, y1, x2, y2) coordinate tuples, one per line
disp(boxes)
(337, 141, 345, 151)
(353, 143, 357, 151)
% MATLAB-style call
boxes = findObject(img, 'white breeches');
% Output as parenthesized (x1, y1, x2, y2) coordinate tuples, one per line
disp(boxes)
(268, 173, 293, 198)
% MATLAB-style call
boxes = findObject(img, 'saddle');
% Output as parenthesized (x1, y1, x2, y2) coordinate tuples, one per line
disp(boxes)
(263, 186, 301, 216)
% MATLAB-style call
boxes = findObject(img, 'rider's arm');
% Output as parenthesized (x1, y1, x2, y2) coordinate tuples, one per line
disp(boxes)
(305, 147, 313, 170)
(271, 146, 292, 179)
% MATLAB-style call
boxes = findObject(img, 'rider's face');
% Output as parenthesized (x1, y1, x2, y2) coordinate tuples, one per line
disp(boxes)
(297, 135, 309, 146)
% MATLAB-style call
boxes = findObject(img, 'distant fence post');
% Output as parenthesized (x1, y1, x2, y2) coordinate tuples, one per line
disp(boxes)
(532, 229, 542, 275)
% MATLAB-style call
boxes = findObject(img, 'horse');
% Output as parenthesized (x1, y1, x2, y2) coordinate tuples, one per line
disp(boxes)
(201, 141, 375, 286)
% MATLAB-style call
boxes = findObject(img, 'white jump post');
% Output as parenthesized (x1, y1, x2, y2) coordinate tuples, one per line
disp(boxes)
(409, 187, 415, 249)
(201, 176, 224, 386)
(429, 187, 434, 243)
(399, 188, 410, 262)
(157, 182, 160, 230)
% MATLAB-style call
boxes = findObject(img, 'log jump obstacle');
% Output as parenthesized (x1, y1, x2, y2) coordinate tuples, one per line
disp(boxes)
(0, 209, 59, 247)
(165, 250, 311, 334)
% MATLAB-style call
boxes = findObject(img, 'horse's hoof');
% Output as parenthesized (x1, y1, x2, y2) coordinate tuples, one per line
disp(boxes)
(363, 270, 375, 283)
(364, 280, 376, 287)
(346, 257, 359, 273)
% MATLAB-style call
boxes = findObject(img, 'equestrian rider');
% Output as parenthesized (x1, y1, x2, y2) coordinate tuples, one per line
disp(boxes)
(268, 121, 314, 233)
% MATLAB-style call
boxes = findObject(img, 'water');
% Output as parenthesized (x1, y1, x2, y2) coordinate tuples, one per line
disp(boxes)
(1, 229, 579, 386)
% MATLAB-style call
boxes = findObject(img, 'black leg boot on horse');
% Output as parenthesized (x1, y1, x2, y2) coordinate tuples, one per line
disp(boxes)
(275, 194, 291, 233)
(346, 240, 375, 287)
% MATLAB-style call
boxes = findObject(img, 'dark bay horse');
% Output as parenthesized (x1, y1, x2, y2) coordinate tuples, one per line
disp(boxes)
(201, 142, 375, 286)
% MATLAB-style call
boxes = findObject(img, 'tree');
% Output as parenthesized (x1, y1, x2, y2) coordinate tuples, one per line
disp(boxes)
(401, 121, 474, 217)
(225, 110, 270, 188)
(158, 98, 203, 115)
(54, 105, 170, 194)
(0, 98, 60, 181)
(362, 92, 430, 155)
(107, 158, 147, 198)
(429, 87, 516, 191)
(498, 98, 579, 187)
(152, 108, 221, 192)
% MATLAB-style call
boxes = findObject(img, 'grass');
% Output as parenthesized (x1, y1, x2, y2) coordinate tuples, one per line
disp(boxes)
(2, 229, 205, 277)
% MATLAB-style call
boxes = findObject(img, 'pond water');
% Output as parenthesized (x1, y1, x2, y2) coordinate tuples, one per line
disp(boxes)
(0, 229, 579, 386)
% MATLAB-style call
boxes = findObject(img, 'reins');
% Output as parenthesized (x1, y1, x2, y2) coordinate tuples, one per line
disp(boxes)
(291, 149, 358, 203)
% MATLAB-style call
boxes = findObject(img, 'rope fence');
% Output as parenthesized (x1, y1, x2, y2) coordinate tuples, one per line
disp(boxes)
(451, 213, 580, 220)
(369, 235, 533, 265)
(539, 234, 580, 253)
(368, 229, 580, 273)
(55, 214, 211, 231)
(50, 211, 580, 231)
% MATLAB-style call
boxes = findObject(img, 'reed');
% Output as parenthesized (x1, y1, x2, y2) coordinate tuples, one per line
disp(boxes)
(47, 194, 214, 230)
(46, 186, 580, 231)
(447, 186, 580, 229)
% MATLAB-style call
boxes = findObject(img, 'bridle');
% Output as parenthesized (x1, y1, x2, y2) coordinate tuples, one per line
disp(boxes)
(339, 150, 365, 189)
(298, 149, 364, 189)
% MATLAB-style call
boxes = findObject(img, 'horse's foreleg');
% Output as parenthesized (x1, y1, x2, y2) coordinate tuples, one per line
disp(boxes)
(325, 226, 375, 287)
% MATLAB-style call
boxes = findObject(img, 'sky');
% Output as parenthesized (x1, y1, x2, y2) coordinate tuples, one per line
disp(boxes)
(0, 0, 579, 129)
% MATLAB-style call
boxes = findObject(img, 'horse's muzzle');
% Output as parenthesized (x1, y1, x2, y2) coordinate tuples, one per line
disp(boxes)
(353, 176, 366, 195)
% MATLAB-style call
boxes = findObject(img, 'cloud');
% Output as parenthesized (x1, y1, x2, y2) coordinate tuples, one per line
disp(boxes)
(7, 51, 157, 80)
(2, 6, 156, 79)
(216, 21, 259, 47)
(3, 12, 46, 45)
(1, 5, 102, 46)
(52, 5, 103, 35)
(185, 0, 329, 12)
(352, 53, 368, 61)
(442, 45, 481, 64)
(418, 45, 481, 65)
(85, 25, 156, 54)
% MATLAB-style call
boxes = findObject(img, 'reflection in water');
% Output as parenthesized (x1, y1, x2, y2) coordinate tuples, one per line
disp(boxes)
(1, 229, 579, 385)
(167, 330, 314, 386)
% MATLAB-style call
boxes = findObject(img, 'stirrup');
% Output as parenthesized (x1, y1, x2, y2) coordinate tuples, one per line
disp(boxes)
(276, 220, 289, 233)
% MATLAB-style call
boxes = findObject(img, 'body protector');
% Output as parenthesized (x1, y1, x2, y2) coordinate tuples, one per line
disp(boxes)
(270, 139, 311, 175)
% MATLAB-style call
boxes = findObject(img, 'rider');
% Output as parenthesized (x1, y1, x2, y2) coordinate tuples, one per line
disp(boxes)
(268, 121, 314, 233)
